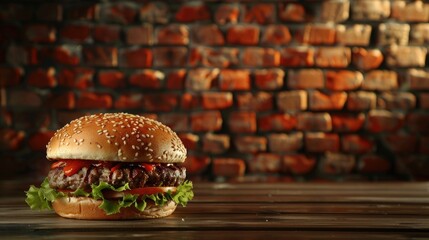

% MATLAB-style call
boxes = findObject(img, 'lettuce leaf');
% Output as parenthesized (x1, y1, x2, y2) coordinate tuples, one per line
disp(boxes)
(25, 178, 65, 210)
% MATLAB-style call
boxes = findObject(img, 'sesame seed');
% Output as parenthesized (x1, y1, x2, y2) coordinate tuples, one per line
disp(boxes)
(96, 143, 102, 149)
(115, 142, 119, 146)
(107, 140, 111, 144)
(135, 152, 139, 157)
(132, 145, 135, 150)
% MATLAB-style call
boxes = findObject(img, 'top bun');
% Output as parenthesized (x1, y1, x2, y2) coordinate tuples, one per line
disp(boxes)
(47, 113, 187, 163)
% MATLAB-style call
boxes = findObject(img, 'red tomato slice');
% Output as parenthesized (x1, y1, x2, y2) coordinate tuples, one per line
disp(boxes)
(63, 160, 92, 177)
(141, 163, 154, 172)
(110, 163, 122, 172)
(103, 187, 177, 199)
(51, 161, 66, 169)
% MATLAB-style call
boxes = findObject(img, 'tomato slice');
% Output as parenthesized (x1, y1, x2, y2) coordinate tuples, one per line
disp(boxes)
(141, 163, 155, 172)
(63, 160, 92, 177)
(110, 163, 122, 172)
(103, 187, 177, 199)
(51, 161, 66, 169)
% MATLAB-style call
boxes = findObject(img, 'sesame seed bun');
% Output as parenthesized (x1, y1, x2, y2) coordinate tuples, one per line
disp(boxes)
(46, 113, 187, 163)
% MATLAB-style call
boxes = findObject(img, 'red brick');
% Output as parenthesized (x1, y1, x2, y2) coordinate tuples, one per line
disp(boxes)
(125, 24, 153, 45)
(321, 152, 355, 174)
(363, 70, 398, 90)
(158, 113, 189, 132)
(213, 158, 246, 178)
(182, 155, 210, 175)
(299, 24, 336, 45)
(250, 153, 281, 173)
(347, 91, 376, 111)
(191, 111, 222, 132)
(64, 3, 96, 20)
(181, 93, 200, 110)
(229, 111, 257, 133)
(0, 4, 32, 21)
(258, 114, 297, 132)
(25, 24, 56, 43)
(93, 24, 120, 43)
(261, 25, 291, 45)
(306, 133, 340, 153)
(336, 24, 371, 46)
(153, 47, 187, 67)
(377, 92, 416, 110)
(279, 3, 308, 22)
(392, 1, 429, 22)
(227, 25, 259, 45)
(99, 3, 137, 24)
(420, 93, 429, 109)
(27, 68, 56, 88)
(60, 24, 91, 42)
(242, 48, 280, 67)
(202, 134, 230, 154)
(420, 136, 429, 154)
(342, 135, 374, 154)
(7, 90, 42, 108)
(57, 112, 89, 127)
(0, 129, 25, 151)
(358, 155, 391, 174)
(309, 90, 347, 111)
(0, 67, 22, 87)
(281, 47, 314, 67)
(268, 133, 303, 153)
(191, 25, 224, 45)
(98, 70, 125, 89)
(407, 113, 429, 133)
(38, 46, 79, 66)
(326, 70, 363, 91)
(218, 69, 250, 91)
(129, 70, 164, 89)
(166, 69, 186, 90)
(386, 46, 427, 67)
(244, 3, 275, 24)
(119, 48, 151, 68)
(83, 47, 118, 67)
(352, 48, 384, 71)
(367, 110, 405, 133)
(378, 23, 410, 46)
(234, 136, 267, 153)
(157, 24, 189, 45)
(76, 92, 112, 109)
(296, 112, 332, 132)
(410, 23, 429, 44)
(175, 2, 210, 22)
(114, 93, 143, 109)
(186, 68, 219, 91)
(139, 2, 168, 23)
(190, 47, 238, 68)
(36, 3, 62, 21)
(142, 94, 177, 112)
(408, 69, 429, 90)
(201, 92, 233, 110)
(321, 0, 350, 22)
(28, 131, 55, 151)
(215, 4, 239, 24)
(178, 133, 199, 151)
(6, 45, 37, 66)
(383, 134, 418, 154)
(58, 68, 94, 90)
(315, 47, 351, 68)
(282, 154, 316, 175)
(277, 90, 307, 111)
(47, 92, 75, 110)
(288, 69, 324, 89)
(13, 111, 51, 131)
(0, 110, 12, 127)
(254, 69, 284, 90)
(331, 113, 365, 132)
(236, 92, 273, 111)
(351, 0, 390, 20)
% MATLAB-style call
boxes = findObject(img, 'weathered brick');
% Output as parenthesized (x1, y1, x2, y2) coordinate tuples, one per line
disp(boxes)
(98, 70, 125, 89)
(60, 24, 91, 43)
(129, 70, 164, 89)
(25, 24, 56, 43)
(300, 24, 336, 45)
(28, 131, 55, 151)
(261, 25, 291, 45)
(309, 90, 347, 111)
(277, 90, 307, 111)
(420, 136, 429, 154)
(254, 69, 284, 90)
(7, 90, 42, 108)
(383, 134, 418, 154)
(119, 48, 151, 68)
(242, 47, 280, 67)
(347, 91, 376, 111)
(378, 23, 410, 46)
(280, 47, 314, 67)
(315, 47, 351, 68)
(0, 24, 20, 44)
(27, 68, 56, 88)
(13, 111, 51, 131)
(331, 113, 365, 132)
(6, 45, 37, 66)
(391, 1, 429, 22)
(321, 0, 350, 22)
(268, 132, 303, 153)
(191, 111, 222, 132)
(407, 113, 429, 133)
(125, 24, 153, 45)
(93, 24, 120, 43)
(227, 25, 259, 45)
(410, 24, 429, 44)
(203, 133, 230, 154)
(114, 93, 143, 109)
(358, 155, 391, 174)
(181, 93, 200, 110)
(249, 153, 281, 173)
(58, 68, 94, 90)
(397, 156, 429, 178)
(282, 154, 316, 175)
(175, 2, 210, 22)
(213, 158, 245, 177)
(201, 92, 233, 110)
(352, 48, 383, 71)
(76, 92, 112, 109)
(153, 47, 187, 67)
(362, 70, 398, 91)
(98, 3, 137, 24)
(158, 113, 189, 132)
(64, 3, 96, 20)
(351, 0, 390, 20)
(140, 2, 169, 24)
(215, 4, 239, 24)
(288, 69, 324, 89)
(306, 133, 340, 153)
(186, 68, 219, 91)
(342, 135, 374, 154)
(183, 155, 210, 175)
(278, 3, 308, 22)
(366, 110, 405, 133)
(258, 114, 297, 132)
(321, 152, 355, 174)
(47, 92, 75, 110)
(57, 112, 89, 127)
(37, 3, 62, 21)
(386, 46, 427, 67)
(326, 70, 363, 91)
(229, 112, 256, 133)
(420, 93, 429, 109)
(0, 129, 25, 151)
(336, 24, 371, 46)
(218, 69, 251, 91)
(38, 46, 80, 66)
(83, 46, 117, 67)
(166, 69, 186, 90)
(190, 47, 238, 68)
(0, 67, 22, 87)
(191, 24, 224, 45)
(142, 94, 177, 112)
(235, 136, 267, 153)
(408, 69, 429, 90)
(377, 92, 416, 110)
(178, 133, 199, 151)
(157, 24, 189, 45)
(0, 110, 12, 127)
(296, 112, 332, 132)
(244, 3, 275, 24)
(236, 92, 273, 111)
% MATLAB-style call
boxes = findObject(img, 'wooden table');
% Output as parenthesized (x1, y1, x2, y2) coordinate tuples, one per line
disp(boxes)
(1, 180, 429, 239)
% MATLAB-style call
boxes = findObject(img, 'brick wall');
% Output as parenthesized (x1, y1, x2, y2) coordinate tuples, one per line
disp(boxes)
(1, 0, 429, 181)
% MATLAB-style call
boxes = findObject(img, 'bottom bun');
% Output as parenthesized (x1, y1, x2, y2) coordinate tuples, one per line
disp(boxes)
(52, 196, 177, 220)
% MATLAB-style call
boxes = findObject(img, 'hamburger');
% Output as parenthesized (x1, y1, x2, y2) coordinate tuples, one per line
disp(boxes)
(25, 113, 193, 219)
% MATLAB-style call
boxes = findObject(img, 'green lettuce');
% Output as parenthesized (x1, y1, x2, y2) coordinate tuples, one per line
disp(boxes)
(25, 179, 194, 215)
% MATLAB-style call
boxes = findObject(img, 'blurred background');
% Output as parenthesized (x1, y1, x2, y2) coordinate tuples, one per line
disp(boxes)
(0, 0, 428, 182)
